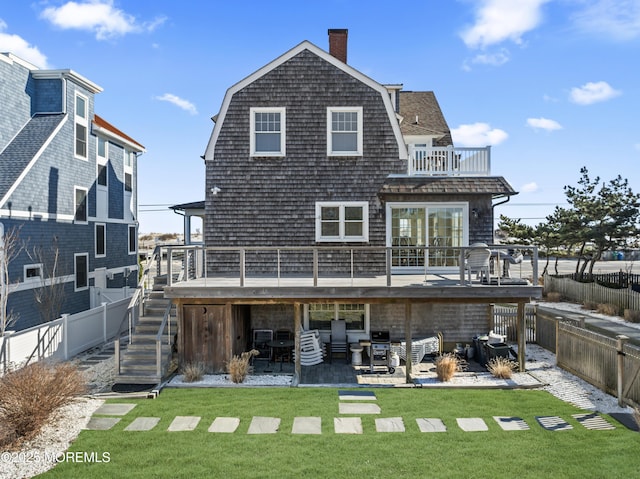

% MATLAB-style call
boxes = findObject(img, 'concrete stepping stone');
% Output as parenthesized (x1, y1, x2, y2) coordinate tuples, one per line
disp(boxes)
(536, 416, 573, 431)
(339, 403, 381, 414)
(292, 417, 322, 434)
(456, 418, 488, 432)
(125, 417, 160, 431)
(375, 417, 405, 432)
(493, 416, 530, 431)
(338, 390, 376, 401)
(85, 417, 121, 430)
(247, 416, 280, 434)
(334, 417, 363, 434)
(209, 417, 241, 433)
(168, 416, 201, 431)
(94, 403, 136, 416)
(572, 413, 615, 430)
(416, 418, 447, 432)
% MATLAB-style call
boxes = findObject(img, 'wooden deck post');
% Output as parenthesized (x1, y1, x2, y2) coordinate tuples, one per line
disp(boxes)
(405, 303, 412, 383)
(616, 335, 629, 407)
(517, 301, 526, 372)
(294, 303, 302, 381)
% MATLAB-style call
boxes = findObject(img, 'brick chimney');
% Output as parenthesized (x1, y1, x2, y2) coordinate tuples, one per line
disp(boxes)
(328, 29, 348, 63)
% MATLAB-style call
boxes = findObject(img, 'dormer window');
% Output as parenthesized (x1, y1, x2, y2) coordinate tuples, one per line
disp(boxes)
(250, 107, 286, 156)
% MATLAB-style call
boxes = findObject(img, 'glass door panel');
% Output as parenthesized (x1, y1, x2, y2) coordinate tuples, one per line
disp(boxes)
(428, 207, 464, 267)
(391, 208, 425, 267)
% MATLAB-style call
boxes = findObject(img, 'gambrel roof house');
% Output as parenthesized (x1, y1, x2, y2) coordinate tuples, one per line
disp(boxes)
(0, 52, 144, 332)
(161, 30, 541, 378)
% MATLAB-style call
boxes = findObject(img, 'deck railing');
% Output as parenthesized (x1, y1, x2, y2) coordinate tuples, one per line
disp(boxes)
(162, 244, 538, 287)
(408, 145, 491, 176)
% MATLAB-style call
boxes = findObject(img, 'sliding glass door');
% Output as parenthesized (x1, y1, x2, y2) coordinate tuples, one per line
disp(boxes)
(388, 203, 467, 272)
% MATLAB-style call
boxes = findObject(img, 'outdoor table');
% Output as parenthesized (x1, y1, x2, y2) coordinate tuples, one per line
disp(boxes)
(267, 339, 294, 371)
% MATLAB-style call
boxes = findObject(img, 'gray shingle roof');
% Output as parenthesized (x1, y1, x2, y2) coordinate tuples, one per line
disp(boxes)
(398, 91, 453, 145)
(379, 176, 517, 196)
(0, 113, 65, 200)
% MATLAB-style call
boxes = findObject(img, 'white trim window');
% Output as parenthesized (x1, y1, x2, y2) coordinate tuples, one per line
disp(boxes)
(327, 107, 362, 156)
(124, 150, 134, 221)
(74, 253, 89, 291)
(316, 201, 368, 242)
(97, 137, 108, 187)
(305, 304, 369, 334)
(24, 263, 43, 283)
(250, 107, 285, 156)
(95, 223, 106, 257)
(128, 225, 137, 255)
(74, 93, 88, 159)
(74, 186, 88, 223)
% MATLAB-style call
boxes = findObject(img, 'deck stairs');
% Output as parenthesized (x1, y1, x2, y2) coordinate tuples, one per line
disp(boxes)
(114, 272, 178, 384)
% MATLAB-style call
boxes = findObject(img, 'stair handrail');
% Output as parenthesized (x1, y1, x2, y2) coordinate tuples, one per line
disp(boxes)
(155, 301, 174, 378)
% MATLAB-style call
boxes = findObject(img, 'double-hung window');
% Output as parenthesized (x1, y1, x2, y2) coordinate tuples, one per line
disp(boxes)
(75, 94, 88, 159)
(250, 107, 285, 156)
(327, 107, 362, 156)
(316, 201, 368, 242)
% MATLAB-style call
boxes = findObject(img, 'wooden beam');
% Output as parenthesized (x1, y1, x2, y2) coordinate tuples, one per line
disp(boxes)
(517, 301, 526, 372)
(294, 303, 302, 381)
(405, 303, 412, 382)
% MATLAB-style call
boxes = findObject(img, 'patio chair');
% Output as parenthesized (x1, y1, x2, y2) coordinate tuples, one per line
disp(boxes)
(330, 320, 349, 363)
(465, 244, 491, 285)
(252, 329, 273, 363)
(294, 329, 325, 366)
(274, 329, 293, 363)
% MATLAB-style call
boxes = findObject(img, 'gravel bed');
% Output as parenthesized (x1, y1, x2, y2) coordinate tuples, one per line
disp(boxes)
(169, 373, 293, 387)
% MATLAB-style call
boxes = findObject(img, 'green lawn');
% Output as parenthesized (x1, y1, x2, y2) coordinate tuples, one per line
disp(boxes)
(42, 388, 639, 479)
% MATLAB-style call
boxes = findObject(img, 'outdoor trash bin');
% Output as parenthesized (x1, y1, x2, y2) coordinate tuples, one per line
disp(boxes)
(486, 342, 510, 359)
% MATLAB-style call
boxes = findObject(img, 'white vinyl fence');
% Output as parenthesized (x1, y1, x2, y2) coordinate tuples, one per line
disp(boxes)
(0, 297, 129, 372)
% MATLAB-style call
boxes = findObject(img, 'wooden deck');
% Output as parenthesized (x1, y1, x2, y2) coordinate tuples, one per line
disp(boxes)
(164, 274, 542, 304)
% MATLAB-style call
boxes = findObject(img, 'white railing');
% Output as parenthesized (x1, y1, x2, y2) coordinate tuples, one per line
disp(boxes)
(408, 145, 491, 176)
(0, 298, 130, 373)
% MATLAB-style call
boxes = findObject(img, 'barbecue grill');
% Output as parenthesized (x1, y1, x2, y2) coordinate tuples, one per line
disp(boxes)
(370, 330, 394, 374)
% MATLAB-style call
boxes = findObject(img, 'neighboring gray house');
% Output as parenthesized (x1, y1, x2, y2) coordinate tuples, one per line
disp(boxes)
(0, 52, 145, 331)
(164, 30, 539, 373)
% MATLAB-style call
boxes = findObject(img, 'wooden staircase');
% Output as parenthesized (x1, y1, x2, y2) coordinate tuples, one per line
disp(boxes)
(114, 274, 177, 384)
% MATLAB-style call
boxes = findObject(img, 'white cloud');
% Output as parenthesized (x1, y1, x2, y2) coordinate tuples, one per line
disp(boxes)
(451, 122, 508, 146)
(569, 81, 621, 105)
(526, 117, 563, 131)
(520, 182, 539, 193)
(460, 0, 550, 49)
(155, 93, 197, 115)
(572, 0, 640, 41)
(463, 49, 510, 70)
(0, 19, 49, 68)
(40, 1, 166, 40)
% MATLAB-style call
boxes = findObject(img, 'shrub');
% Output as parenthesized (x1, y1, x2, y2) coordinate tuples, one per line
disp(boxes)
(487, 357, 518, 379)
(181, 362, 205, 382)
(596, 303, 620, 316)
(582, 301, 597, 311)
(0, 361, 85, 448)
(434, 353, 464, 382)
(227, 350, 259, 383)
(624, 309, 640, 324)
(546, 291, 562, 302)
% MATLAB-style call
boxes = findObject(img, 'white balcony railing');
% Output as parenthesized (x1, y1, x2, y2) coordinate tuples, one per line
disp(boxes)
(408, 145, 491, 176)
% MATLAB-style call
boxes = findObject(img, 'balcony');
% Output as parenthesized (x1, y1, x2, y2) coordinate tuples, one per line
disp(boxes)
(408, 145, 491, 176)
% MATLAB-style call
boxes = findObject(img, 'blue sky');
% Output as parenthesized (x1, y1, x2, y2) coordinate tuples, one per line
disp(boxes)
(1, 0, 638, 234)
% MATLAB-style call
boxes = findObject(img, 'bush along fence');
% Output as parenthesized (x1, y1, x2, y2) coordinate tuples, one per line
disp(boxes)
(545, 274, 640, 313)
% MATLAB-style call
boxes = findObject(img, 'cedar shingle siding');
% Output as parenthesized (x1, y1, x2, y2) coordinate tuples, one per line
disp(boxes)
(206, 49, 403, 274)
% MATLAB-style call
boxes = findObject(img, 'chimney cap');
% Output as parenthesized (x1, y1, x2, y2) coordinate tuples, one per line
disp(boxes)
(328, 28, 348, 34)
